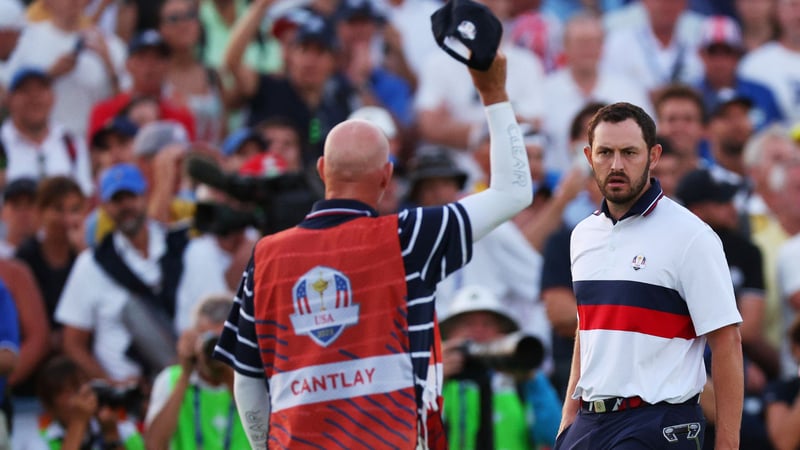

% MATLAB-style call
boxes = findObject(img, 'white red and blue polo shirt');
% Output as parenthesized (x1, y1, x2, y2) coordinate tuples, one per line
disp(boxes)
(570, 179, 742, 404)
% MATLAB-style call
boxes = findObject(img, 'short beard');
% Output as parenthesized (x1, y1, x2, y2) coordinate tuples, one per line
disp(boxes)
(598, 155, 651, 207)
(116, 213, 146, 237)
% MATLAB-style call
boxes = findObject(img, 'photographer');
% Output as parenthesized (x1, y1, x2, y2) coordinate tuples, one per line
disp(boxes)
(33, 356, 144, 450)
(441, 285, 561, 450)
(143, 295, 247, 450)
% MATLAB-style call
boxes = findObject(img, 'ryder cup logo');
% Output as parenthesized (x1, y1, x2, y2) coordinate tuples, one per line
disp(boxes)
(631, 254, 646, 271)
(290, 266, 359, 347)
(457, 20, 477, 40)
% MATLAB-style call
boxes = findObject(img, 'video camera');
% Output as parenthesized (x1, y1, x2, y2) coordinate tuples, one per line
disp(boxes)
(88, 380, 143, 412)
(460, 332, 544, 373)
(187, 155, 323, 236)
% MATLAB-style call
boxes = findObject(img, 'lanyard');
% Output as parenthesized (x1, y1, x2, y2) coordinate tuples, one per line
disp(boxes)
(192, 385, 236, 450)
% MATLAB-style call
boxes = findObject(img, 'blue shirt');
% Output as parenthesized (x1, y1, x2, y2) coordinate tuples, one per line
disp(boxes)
(0, 280, 20, 404)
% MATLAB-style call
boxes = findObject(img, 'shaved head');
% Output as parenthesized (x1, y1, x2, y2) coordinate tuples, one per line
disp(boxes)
(318, 119, 393, 205)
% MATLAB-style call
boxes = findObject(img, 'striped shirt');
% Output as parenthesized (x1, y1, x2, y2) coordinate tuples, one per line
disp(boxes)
(215, 198, 472, 412)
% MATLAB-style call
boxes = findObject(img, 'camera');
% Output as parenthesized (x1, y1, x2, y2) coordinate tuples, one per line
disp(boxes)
(186, 155, 322, 236)
(88, 380, 142, 411)
(198, 331, 220, 362)
(461, 332, 544, 373)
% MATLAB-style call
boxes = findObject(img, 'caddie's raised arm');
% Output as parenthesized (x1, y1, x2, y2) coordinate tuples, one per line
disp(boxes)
(458, 52, 533, 241)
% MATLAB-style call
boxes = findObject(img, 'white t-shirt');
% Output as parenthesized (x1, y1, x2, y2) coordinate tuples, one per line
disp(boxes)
(600, 20, 703, 94)
(738, 42, 800, 126)
(4, 21, 127, 137)
(540, 68, 652, 172)
(0, 120, 94, 195)
(55, 223, 167, 381)
(381, 0, 442, 77)
(174, 234, 232, 334)
(415, 43, 546, 125)
(436, 221, 550, 347)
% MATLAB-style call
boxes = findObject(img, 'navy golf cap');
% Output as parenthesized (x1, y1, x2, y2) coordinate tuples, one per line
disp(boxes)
(430, 0, 502, 71)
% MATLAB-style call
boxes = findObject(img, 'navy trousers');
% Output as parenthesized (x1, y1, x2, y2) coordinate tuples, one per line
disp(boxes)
(555, 402, 705, 449)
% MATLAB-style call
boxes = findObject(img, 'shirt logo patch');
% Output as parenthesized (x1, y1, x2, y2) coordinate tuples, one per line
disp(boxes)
(631, 254, 646, 271)
(290, 266, 359, 347)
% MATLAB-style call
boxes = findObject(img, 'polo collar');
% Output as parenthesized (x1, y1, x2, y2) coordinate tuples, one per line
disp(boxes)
(598, 178, 664, 224)
(300, 199, 378, 229)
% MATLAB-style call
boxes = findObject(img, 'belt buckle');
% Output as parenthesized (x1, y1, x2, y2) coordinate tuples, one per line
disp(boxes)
(593, 400, 606, 413)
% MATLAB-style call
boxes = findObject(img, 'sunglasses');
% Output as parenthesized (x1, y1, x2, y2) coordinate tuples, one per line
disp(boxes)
(162, 10, 198, 25)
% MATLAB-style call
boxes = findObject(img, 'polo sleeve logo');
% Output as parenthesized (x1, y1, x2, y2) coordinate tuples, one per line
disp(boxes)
(290, 266, 360, 347)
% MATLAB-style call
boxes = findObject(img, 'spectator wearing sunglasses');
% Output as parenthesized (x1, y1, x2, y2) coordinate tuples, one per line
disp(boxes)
(159, 0, 232, 145)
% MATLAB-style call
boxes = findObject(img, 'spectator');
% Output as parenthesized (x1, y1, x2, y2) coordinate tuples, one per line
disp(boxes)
(219, 127, 269, 173)
(255, 117, 305, 173)
(334, 0, 413, 126)
(56, 164, 190, 383)
(88, 116, 138, 178)
(774, 160, 800, 375)
(31, 356, 145, 450)
(198, 0, 283, 74)
(440, 285, 561, 449)
(508, 0, 563, 74)
(225, 4, 358, 168)
(0, 68, 93, 194)
(705, 95, 756, 217)
(601, 0, 704, 95)
(541, 12, 650, 173)
(742, 127, 800, 374)
(15, 176, 86, 329)
(2, 257, 50, 450)
(382, 0, 441, 87)
(0, 280, 18, 450)
(653, 84, 708, 175)
(739, 0, 800, 126)
(144, 295, 248, 450)
(131, 120, 193, 225)
(87, 30, 196, 145)
(0, 0, 25, 90)
(695, 15, 783, 132)
(3, 0, 127, 137)
(735, 0, 779, 52)
(763, 315, 800, 450)
(1, 178, 38, 254)
(120, 95, 162, 128)
(159, 0, 228, 145)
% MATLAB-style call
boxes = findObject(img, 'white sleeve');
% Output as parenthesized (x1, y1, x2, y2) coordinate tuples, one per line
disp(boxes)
(233, 372, 271, 450)
(73, 137, 94, 196)
(458, 102, 532, 241)
(54, 251, 97, 330)
(778, 238, 800, 298)
(677, 227, 743, 336)
(144, 367, 174, 426)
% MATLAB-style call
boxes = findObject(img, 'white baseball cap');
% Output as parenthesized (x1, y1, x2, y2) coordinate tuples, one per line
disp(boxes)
(0, 0, 26, 31)
(440, 285, 519, 336)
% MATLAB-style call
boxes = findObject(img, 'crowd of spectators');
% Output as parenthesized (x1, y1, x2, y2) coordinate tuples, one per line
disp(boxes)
(0, 0, 800, 448)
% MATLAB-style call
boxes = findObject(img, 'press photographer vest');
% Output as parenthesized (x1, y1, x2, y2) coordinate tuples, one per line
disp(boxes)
(252, 214, 421, 448)
(164, 366, 248, 450)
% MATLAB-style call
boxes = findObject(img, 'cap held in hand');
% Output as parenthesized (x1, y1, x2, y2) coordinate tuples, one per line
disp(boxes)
(430, 0, 502, 71)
